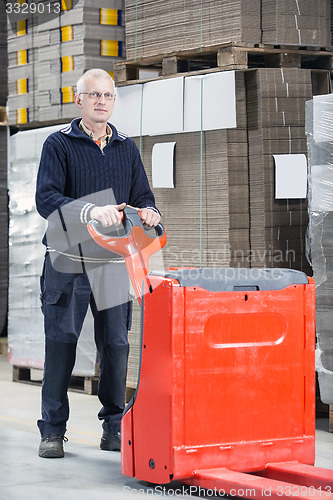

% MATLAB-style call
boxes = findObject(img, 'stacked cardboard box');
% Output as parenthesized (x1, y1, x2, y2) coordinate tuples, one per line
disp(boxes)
(0, 2, 8, 106)
(125, 0, 331, 61)
(137, 73, 249, 270)
(7, 0, 125, 126)
(125, 0, 261, 60)
(128, 68, 312, 273)
(246, 68, 312, 273)
(261, 0, 331, 46)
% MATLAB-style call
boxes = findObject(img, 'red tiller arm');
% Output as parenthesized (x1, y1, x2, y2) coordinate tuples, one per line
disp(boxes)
(87, 206, 167, 305)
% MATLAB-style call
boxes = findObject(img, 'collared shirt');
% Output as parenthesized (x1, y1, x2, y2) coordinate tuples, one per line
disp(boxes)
(79, 119, 112, 150)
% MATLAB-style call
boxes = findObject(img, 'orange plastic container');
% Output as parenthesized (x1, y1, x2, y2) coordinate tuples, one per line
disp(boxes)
(122, 268, 316, 484)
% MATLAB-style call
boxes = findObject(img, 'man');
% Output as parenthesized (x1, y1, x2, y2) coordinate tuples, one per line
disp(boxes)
(35, 68, 160, 458)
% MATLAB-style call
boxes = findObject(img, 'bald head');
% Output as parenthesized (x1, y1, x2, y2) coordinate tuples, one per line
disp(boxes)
(76, 69, 114, 94)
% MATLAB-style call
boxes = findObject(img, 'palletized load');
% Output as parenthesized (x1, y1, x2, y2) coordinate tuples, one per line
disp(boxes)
(7, 0, 125, 126)
(125, 0, 330, 61)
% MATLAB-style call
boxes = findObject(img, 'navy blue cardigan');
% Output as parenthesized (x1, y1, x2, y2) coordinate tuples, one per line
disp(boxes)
(35, 118, 158, 262)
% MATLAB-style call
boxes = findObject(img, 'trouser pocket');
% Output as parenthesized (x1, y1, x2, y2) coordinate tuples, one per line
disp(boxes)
(41, 253, 88, 342)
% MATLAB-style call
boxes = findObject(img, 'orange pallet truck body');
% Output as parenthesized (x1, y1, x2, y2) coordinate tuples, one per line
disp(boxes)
(88, 207, 333, 500)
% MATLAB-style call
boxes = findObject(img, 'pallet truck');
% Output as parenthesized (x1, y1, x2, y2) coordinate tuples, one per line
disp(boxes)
(88, 207, 333, 499)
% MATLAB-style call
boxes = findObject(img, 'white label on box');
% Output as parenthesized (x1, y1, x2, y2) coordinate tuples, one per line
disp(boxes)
(273, 154, 307, 199)
(152, 142, 176, 188)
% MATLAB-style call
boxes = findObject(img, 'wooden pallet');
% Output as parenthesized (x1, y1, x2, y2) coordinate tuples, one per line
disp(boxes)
(0, 337, 7, 356)
(0, 106, 8, 126)
(12, 365, 99, 395)
(114, 42, 333, 85)
(12, 364, 136, 403)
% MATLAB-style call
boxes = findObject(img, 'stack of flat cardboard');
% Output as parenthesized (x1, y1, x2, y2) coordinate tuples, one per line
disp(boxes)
(122, 68, 311, 274)
(125, 0, 331, 61)
(0, 2, 8, 107)
(132, 75, 248, 270)
(7, 0, 125, 126)
(246, 68, 312, 272)
(227, 71, 250, 266)
(125, 0, 261, 60)
(261, 0, 330, 46)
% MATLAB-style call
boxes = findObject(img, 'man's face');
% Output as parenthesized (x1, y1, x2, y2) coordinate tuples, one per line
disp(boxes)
(75, 76, 116, 127)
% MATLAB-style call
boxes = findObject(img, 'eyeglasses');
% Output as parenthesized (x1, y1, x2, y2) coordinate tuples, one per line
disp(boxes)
(80, 92, 116, 100)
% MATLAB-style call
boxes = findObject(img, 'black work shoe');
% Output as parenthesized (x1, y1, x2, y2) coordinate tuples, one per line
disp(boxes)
(100, 430, 121, 452)
(38, 434, 68, 458)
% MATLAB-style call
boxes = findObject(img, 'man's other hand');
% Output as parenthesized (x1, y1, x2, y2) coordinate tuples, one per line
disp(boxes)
(139, 208, 161, 228)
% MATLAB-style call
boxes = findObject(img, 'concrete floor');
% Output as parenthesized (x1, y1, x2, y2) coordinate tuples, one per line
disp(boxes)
(0, 355, 332, 500)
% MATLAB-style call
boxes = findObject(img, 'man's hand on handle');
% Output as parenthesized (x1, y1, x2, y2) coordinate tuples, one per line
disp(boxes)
(90, 203, 161, 228)
(138, 207, 161, 228)
(90, 203, 126, 227)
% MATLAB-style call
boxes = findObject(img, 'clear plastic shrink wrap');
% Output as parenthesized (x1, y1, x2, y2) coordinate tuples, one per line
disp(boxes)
(8, 125, 97, 376)
(306, 94, 333, 404)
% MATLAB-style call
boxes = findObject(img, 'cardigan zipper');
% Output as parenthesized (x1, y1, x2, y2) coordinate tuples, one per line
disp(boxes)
(94, 139, 105, 156)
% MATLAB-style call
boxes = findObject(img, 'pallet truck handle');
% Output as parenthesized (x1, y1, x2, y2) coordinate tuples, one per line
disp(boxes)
(87, 206, 167, 304)
(88, 207, 165, 238)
